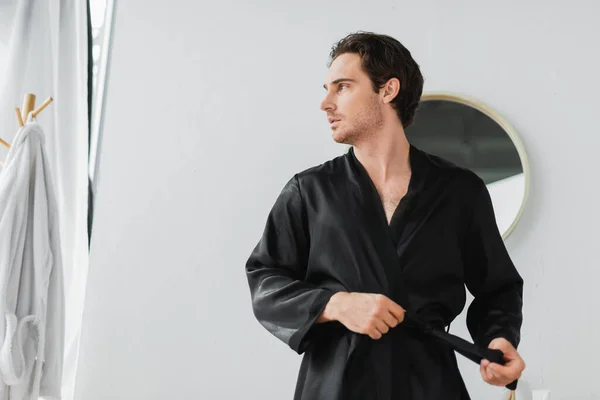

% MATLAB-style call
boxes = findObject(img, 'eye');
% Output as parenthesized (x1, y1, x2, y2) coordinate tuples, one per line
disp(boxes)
(338, 84, 349, 91)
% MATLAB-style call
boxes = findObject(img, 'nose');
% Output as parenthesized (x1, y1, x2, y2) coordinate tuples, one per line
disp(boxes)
(320, 92, 336, 112)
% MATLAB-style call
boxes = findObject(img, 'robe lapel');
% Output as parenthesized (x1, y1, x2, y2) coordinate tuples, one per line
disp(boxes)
(346, 145, 432, 307)
(344, 148, 392, 295)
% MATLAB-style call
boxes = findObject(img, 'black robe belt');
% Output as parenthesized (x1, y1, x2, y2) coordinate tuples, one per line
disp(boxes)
(404, 311, 518, 391)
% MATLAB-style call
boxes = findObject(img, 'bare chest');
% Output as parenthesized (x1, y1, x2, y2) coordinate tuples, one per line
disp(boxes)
(375, 176, 411, 224)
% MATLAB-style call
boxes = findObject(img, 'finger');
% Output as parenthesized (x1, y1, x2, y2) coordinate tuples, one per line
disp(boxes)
(485, 365, 497, 383)
(499, 347, 519, 362)
(489, 339, 519, 365)
(490, 338, 516, 357)
(487, 363, 509, 382)
(480, 363, 490, 383)
(492, 360, 524, 381)
(486, 367, 508, 386)
(480, 364, 497, 385)
(368, 328, 382, 340)
(489, 365, 517, 386)
(374, 318, 389, 335)
(494, 360, 522, 378)
(382, 311, 398, 328)
(388, 302, 405, 323)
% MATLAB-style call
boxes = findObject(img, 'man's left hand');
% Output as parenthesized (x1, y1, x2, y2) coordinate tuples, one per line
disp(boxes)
(480, 337, 526, 386)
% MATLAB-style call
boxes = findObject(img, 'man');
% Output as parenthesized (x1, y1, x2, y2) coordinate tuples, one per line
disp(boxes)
(245, 31, 525, 399)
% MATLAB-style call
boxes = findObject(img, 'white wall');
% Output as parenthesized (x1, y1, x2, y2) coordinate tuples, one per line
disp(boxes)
(0, 1, 17, 123)
(75, 1, 600, 399)
(0, 0, 16, 90)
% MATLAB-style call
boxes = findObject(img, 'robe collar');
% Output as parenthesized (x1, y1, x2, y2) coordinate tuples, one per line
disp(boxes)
(346, 143, 431, 195)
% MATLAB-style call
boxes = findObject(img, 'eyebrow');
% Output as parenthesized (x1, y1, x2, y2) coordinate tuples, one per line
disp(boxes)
(323, 78, 357, 90)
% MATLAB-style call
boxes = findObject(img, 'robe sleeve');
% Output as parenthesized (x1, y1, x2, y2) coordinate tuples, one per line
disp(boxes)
(245, 175, 335, 354)
(463, 179, 524, 350)
(39, 243, 65, 399)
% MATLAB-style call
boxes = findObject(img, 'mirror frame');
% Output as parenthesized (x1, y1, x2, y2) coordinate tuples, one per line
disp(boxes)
(418, 91, 530, 239)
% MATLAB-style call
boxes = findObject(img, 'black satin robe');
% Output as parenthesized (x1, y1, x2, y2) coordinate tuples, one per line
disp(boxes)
(245, 144, 523, 400)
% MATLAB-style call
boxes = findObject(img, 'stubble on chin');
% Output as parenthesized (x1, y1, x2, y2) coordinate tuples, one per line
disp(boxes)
(334, 108, 383, 146)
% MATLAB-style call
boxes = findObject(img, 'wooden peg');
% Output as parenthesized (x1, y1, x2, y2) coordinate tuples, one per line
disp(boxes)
(0, 138, 9, 149)
(21, 93, 36, 121)
(15, 108, 24, 127)
(32, 97, 54, 118)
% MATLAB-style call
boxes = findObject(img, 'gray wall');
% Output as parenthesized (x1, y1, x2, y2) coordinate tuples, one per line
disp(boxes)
(75, 1, 600, 399)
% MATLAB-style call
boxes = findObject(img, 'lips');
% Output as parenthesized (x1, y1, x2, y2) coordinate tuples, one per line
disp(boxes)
(328, 117, 341, 124)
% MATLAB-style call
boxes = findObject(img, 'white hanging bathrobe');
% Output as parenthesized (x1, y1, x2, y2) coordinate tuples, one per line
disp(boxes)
(0, 119, 65, 400)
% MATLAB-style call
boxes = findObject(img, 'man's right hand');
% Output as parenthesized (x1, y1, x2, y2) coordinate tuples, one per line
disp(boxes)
(317, 292, 405, 340)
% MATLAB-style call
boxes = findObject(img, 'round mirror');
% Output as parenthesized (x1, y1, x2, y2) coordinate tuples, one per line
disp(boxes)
(405, 92, 530, 239)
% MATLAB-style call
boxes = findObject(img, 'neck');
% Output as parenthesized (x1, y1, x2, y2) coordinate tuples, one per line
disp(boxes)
(353, 121, 411, 183)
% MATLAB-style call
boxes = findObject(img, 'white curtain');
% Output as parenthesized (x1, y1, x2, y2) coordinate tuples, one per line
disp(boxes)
(0, 1, 89, 399)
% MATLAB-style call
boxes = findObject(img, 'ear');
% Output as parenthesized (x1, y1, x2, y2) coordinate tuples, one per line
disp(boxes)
(381, 77, 400, 104)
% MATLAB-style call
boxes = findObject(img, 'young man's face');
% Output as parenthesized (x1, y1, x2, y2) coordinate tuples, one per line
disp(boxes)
(320, 53, 384, 145)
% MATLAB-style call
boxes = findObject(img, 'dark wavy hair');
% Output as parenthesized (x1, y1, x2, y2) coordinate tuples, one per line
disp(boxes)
(327, 31, 424, 128)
